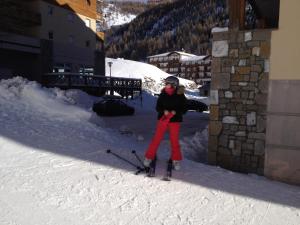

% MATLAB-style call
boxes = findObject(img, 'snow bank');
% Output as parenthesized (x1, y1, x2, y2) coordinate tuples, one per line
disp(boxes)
(181, 126, 208, 162)
(0, 77, 91, 122)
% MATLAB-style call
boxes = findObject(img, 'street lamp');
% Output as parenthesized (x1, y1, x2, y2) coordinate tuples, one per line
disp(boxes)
(108, 61, 113, 78)
(108, 61, 113, 95)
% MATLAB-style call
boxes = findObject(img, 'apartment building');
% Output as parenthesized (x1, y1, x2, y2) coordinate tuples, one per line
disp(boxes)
(148, 0, 174, 4)
(147, 51, 211, 86)
(0, 0, 105, 82)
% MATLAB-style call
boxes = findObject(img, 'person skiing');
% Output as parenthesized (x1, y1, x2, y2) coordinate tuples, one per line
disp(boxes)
(144, 76, 187, 170)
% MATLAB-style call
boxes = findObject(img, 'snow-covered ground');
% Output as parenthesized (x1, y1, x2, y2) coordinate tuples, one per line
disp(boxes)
(0, 77, 300, 225)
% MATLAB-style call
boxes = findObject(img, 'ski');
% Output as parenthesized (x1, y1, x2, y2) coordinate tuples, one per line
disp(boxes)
(107, 149, 175, 181)
(145, 156, 157, 177)
(162, 159, 173, 181)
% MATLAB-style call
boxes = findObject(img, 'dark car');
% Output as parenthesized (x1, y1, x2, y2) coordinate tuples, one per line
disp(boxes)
(186, 99, 208, 112)
(92, 99, 135, 116)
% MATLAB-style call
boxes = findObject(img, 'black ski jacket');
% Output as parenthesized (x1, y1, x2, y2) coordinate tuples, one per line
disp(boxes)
(156, 87, 187, 123)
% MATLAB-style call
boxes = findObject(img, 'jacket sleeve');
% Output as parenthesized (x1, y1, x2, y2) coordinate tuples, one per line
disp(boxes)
(176, 95, 188, 115)
(155, 94, 164, 113)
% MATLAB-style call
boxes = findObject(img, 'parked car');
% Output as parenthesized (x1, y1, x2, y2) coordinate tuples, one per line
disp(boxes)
(92, 98, 135, 116)
(186, 99, 208, 112)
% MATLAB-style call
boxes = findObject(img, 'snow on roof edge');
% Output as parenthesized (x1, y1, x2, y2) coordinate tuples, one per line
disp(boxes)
(147, 51, 198, 58)
(211, 27, 229, 33)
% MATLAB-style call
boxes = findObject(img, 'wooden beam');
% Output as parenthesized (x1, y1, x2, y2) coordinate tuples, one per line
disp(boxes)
(229, 0, 246, 29)
(239, 0, 246, 29)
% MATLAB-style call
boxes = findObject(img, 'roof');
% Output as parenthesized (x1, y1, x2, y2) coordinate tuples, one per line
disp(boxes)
(147, 51, 198, 58)
(147, 51, 210, 62)
(181, 55, 210, 62)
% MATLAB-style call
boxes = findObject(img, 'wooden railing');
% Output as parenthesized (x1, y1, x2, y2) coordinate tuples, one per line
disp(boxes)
(43, 73, 142, 97)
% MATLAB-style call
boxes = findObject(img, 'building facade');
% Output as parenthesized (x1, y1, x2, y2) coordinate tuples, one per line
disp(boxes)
(147, 0, 174, 5)
(0, 0, 105, 82)
(208, 0, 300, 185)
(147, 51, 211, 86)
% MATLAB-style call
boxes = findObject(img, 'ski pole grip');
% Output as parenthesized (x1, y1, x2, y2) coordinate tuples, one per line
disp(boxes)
(106, 149, 111, 153)
(131, 150, 136, 154)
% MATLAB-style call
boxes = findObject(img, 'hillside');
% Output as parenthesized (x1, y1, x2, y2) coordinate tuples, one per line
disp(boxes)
(98, 0, 153, 29)
(105, 0, 257, 60)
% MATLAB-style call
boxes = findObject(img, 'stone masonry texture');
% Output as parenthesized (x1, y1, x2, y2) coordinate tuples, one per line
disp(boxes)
(209, 30, 271, 175)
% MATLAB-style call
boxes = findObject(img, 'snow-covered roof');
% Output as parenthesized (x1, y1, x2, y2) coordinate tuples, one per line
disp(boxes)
(211, 27, 229, 33)
(181, 55, 210, 62)
(147, 51, 198, 58)
(147, 51, 210, 63)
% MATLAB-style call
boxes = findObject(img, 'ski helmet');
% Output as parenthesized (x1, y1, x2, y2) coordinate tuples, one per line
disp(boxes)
(165, 76, 179, 87)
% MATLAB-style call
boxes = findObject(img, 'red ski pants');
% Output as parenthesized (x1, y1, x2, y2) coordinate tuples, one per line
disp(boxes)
(145, 121, 182, 161)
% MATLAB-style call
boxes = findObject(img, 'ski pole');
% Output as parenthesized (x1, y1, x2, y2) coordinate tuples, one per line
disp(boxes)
(106, 149, 144, 171)
(131, 150, 145, 168)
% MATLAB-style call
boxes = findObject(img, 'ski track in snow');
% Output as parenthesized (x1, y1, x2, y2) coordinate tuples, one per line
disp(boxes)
(0, 77, 300, 225)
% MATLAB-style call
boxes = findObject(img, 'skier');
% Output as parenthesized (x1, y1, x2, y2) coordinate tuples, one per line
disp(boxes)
(144, 76, 187, 171)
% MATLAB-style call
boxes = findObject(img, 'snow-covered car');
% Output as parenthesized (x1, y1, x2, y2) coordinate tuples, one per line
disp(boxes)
(186, 99, 208, 112)
(92, 99, 135, 116)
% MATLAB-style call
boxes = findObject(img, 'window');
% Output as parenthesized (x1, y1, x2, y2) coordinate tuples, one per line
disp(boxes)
(96, 20, 104, 32)
(48, 6, 53, 15)
(48, 31, 53, 40)
(79, 66, 94, 75)
(53, 63, 71, 73)
(85, 19, 91, 28)
(64, 64, 71, 73)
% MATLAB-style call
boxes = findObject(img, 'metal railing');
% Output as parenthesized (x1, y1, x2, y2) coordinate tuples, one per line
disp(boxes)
(43, 73, 142, 97)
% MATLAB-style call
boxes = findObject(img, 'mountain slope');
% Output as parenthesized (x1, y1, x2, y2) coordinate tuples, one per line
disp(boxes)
(105, 0, 228, 60)
(98, 0, 152, 29)
(105, 0, 257, 60)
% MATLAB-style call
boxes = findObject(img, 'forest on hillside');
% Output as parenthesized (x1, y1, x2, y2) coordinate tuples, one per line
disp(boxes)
(105, 0, 257, 61)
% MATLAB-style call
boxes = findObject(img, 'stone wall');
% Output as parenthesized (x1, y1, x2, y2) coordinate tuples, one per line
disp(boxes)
(208, 29, 271, 175)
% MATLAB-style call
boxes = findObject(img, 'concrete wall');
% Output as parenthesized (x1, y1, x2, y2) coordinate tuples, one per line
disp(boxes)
(0, 32, 41, 81)
(37, 1, 97, 49)
(33, 0, 105, 74)
(265, 0, 300, 185)
(269, 0, 300, 80)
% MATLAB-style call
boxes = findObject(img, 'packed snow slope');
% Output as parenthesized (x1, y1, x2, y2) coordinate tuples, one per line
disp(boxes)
(0, 77, 300, 225)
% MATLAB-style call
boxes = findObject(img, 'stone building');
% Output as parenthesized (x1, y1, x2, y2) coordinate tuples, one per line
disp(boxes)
(0, 0, 105, 82)
(208, 0, 300, 185)
(147, 51, 211, 86)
